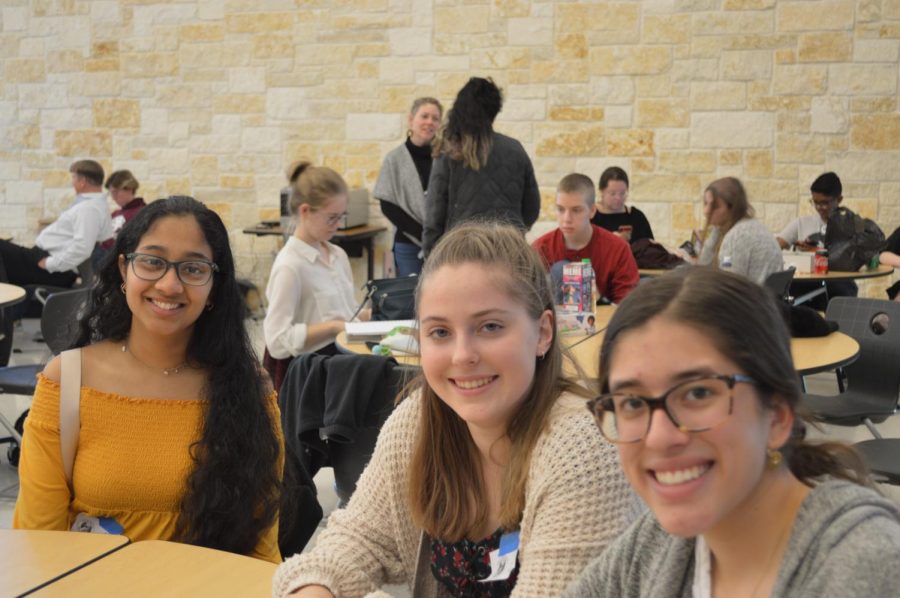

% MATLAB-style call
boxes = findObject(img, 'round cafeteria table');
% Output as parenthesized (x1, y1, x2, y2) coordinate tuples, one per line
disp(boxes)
(335, 306, 618, 361)
(793, 263, 894, 282)
(564, 329, 859, 379)
(640, 264, 894, 281)
(0, 282, 26, 309)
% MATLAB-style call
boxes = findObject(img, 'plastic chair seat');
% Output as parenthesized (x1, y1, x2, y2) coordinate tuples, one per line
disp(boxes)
(854, 439, 900, 485)
(0, 364, 42, 396)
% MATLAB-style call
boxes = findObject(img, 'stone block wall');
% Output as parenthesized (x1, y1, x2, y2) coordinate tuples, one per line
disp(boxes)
(1, 0, 898, 297)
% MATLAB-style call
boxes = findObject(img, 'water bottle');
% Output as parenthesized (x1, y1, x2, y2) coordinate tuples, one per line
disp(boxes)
(581, 258, 594, 309)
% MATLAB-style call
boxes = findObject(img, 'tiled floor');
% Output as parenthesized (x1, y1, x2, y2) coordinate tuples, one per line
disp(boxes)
(1, 314, 898, 594)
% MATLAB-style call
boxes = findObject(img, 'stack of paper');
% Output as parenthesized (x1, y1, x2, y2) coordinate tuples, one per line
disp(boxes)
(345, 320, 417, 342)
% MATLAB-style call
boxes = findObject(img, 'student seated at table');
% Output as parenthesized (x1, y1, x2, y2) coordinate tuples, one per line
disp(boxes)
(99, 169, 146, 252)
(564, 267, 900, 597)
(532, 173, 639, 304)
(273, 222, 642, 598)
(591, 166, 654, 244)
(777, 172, 857, 308)
(697, 177, 782, 285)
(263, 162, 367, 392)
(14, 196, 283, 564)
(880, 226, 900, 300)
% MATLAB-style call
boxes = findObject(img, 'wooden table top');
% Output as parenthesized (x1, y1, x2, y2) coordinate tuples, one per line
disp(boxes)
(242, 222, 386, 239)
(563, 328, 859, 379)
(793, 263, 894, 281)
(337, 305, 857, 379)
(0, 282, 27, 309)
(0, 529, 129, 596)
(335, 306, 618, 362)
(639, 264, 894, 282)
(32, 540, 277, 597)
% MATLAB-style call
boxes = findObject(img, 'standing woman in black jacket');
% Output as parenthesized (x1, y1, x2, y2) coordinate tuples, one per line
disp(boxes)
(423, 77, 541, 255)
(373, 97, 443, 277)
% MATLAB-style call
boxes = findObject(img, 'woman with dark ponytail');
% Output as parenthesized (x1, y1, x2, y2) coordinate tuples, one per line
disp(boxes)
(566, 266, 900, 597)
(14, 196, 282, 562)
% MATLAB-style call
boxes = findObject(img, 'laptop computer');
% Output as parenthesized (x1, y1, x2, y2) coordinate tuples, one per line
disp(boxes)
(339, 188, 369, 230)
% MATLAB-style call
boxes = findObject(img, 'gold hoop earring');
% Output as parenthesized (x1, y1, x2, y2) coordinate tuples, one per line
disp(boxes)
(767, 448, 783, 469)
(120, 283, 126, 294)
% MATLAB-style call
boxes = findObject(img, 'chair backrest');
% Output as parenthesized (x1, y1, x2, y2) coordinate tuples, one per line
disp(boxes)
(73, 250, 99, 288)
(826, 297, 900, 407)
(41, 287, 91, 355)
(764, 267, 796, 302)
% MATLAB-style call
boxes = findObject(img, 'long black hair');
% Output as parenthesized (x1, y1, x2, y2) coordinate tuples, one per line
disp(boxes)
(432, 77, 503, 170)
(76, 196, 281, 556)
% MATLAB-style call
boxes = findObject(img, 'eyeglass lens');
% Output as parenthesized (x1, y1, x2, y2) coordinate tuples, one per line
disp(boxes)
(594, 377, 734, 443)
(130, 254, 214, 286)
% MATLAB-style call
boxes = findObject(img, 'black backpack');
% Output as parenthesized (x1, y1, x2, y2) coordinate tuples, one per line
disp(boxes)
(824, 207, 885, 271)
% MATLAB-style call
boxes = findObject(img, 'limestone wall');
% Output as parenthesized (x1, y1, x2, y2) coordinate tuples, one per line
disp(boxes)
(1, 0, 898, 296)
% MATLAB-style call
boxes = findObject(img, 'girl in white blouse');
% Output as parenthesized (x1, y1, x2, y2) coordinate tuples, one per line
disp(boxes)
(263, 162, 364, 391)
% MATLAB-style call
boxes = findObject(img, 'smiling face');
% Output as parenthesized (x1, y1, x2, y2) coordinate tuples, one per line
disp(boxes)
(600, 179, 629, 213)
(607, 315, 793, 538)
(118, 215, 215, 343)
(418, 262, 553, 439)
(703, 191, 730, 227)
(408, 102, 442, 146)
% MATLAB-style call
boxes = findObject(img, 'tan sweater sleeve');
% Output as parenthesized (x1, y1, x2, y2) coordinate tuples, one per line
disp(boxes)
(272, 397, 422, 598)
(512, 394, 645, 596)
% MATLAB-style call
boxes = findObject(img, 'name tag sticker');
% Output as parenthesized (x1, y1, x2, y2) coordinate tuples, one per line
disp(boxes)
(479, 530, 520, 583)
(71, 513, 124, 535)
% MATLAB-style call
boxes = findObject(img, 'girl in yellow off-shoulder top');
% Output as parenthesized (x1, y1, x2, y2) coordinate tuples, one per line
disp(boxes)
(14, 196, 283, 563)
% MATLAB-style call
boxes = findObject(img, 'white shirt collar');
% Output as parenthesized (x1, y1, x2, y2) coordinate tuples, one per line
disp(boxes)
(287, 235, 334, 266)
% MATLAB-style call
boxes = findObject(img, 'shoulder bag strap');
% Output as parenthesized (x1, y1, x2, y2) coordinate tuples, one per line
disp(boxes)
(59, 348, 82, 490)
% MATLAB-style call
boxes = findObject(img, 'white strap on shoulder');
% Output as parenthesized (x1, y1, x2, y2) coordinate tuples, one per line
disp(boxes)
(59, 348, 82, 489)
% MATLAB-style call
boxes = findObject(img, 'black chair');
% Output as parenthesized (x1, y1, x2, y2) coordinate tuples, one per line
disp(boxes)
(763, 267, 796, 303)
(0, 287, 91, 467)
(277, 354, 414, 557)
(801, 297, 900, 434)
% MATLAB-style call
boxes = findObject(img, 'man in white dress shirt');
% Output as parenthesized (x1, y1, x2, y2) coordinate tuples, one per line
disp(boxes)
(0, 160, 113, 364)
(0, 159, 113, 288)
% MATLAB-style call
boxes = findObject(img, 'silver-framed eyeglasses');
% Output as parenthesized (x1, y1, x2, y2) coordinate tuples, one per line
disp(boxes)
(126, 252, 218, 286)
(586, 374, 758, 444)
(313, 209, 347, 226)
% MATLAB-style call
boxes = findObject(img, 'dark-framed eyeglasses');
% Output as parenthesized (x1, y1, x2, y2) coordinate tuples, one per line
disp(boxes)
(586, 374, 758, 444)
(809, 198, 836, 209)
(125, 252, 218, 286)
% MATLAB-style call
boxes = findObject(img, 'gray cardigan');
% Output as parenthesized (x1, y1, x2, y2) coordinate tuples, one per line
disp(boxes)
(423, 132, 540, 254)
(698, 218, 783, 285)
(563, 479, 900, 597)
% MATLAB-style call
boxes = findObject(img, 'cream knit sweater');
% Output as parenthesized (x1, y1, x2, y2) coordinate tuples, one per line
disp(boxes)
(273, 391, 643, 598)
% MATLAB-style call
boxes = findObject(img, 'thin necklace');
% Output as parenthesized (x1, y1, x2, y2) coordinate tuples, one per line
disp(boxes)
(121, 342, 188, 376)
